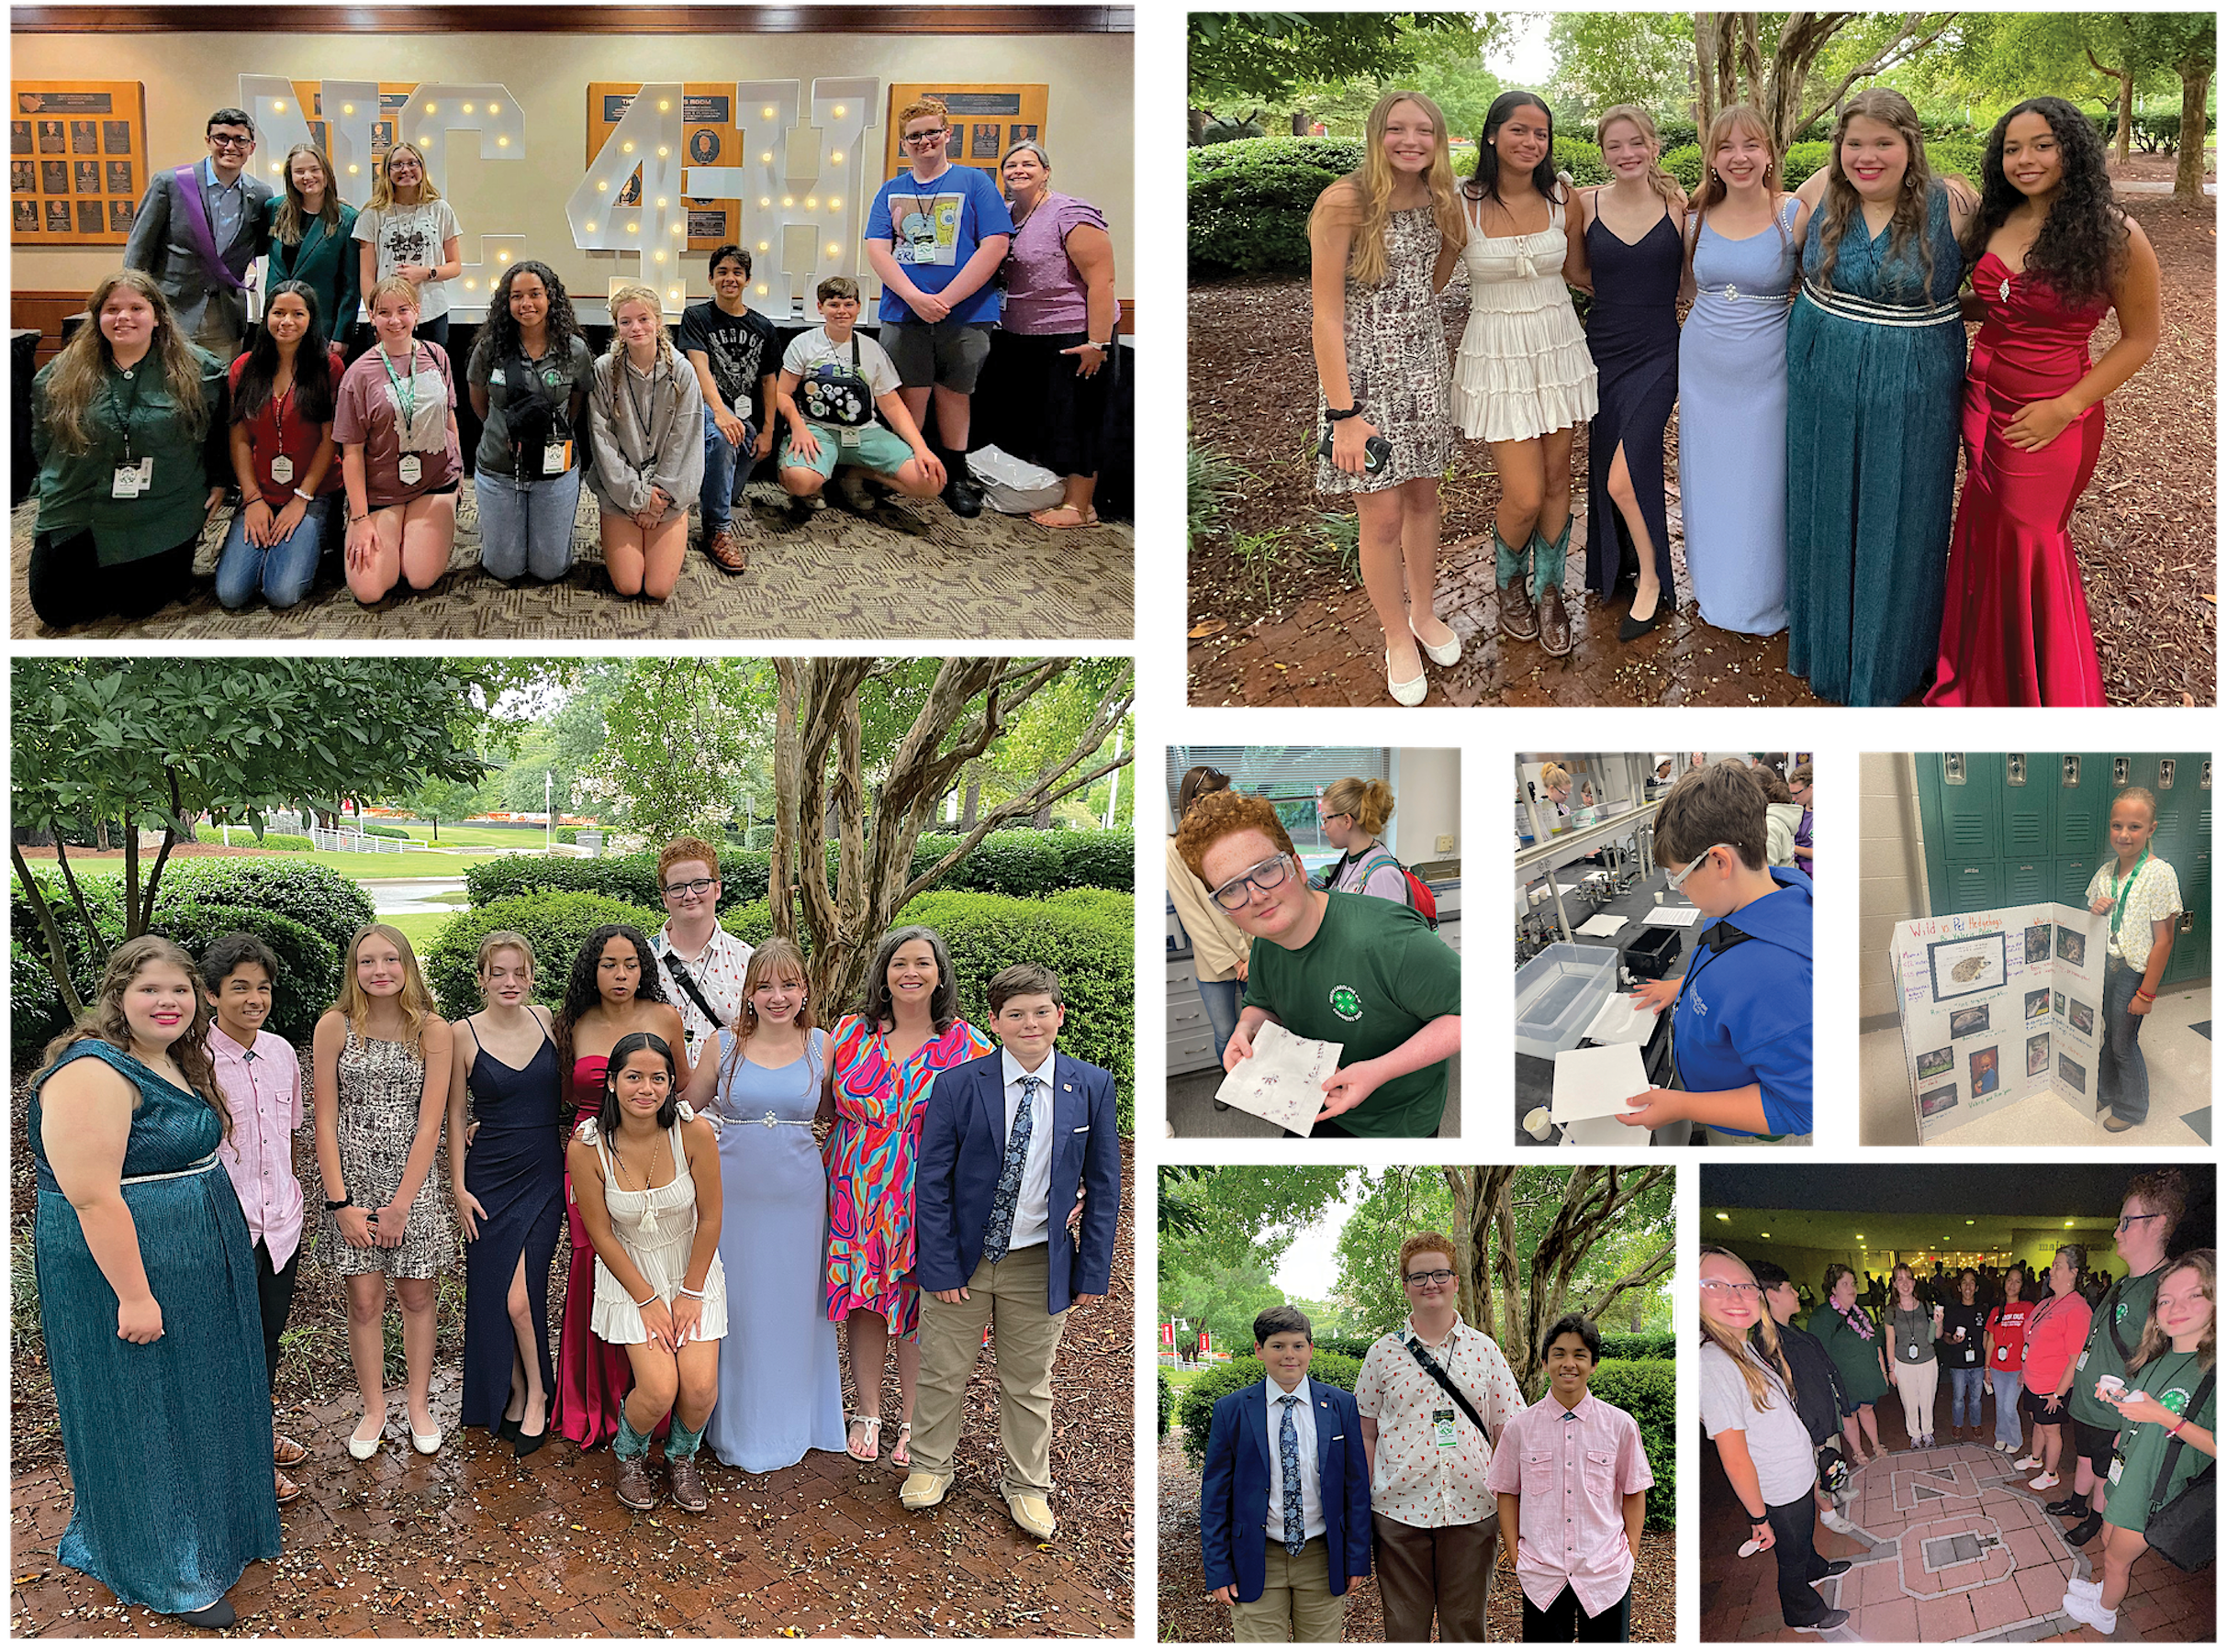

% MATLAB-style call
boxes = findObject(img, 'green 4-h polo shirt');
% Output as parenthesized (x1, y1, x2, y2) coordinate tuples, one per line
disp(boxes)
(2070, 1263, 2168, 1430)
(1242, 889, 1460, 1137)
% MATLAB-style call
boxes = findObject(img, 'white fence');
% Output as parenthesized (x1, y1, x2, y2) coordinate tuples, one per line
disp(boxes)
(308, 827, 408, 854)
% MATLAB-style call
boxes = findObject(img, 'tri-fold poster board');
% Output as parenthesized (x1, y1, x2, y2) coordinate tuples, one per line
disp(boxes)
(1890, 902, 2108, 1143)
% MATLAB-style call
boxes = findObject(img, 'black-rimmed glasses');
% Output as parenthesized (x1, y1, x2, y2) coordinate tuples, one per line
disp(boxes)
(1404, 1269, 1456, 1286)
(662, 877, 717, 899)
(1210, 854, 1293, 911)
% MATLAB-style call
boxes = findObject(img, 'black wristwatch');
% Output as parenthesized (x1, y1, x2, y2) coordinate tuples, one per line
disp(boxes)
(326, 1194, 354, 1211)
(1324, 403, 1364, 422)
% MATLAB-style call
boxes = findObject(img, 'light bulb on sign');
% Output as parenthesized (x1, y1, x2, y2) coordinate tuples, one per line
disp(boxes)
(342, 103, 355, 115)
(657, 147, 669, 159)
(274, 100, 286, 112)
(463, 102, 474, 113)
(658, 100, 670, 111)
(425, 103, 436, 113)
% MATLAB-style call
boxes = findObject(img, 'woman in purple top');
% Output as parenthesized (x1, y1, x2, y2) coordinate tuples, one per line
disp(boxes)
(979, 140, 1117, 530)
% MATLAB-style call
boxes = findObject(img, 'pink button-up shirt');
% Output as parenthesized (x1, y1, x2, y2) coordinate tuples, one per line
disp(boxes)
(1485, 1390, 1654, 1616)
(209, 1022, 305, 1269)
(1354, 1314, 1525, 1528)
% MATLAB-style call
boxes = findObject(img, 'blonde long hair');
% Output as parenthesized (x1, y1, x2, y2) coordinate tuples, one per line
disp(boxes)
(1315, 90, 1468, 289)
(1685, 106, 1786, 286)
(367, 140, 443, 211)
(1594, 105, 1684, 213)
(333, 922, 440, 1051)
(1699, 1245, 1796, 1412)
(39, 270, 211, 454)
(2131, 1249, 2217, 1375)
(604, 285, 677, 369)
(269, 143, 341, 246)
(39, 934, 229, 1138)
(1816, 88, 1937, 295)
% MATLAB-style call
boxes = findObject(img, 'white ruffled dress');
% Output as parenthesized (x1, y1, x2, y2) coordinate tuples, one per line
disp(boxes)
(581, 1111, 730, 1345)
(1454, 197, 1598, 443)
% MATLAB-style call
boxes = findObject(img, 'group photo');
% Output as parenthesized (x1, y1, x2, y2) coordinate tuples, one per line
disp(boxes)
(1186, 10, 2214, 707)
(9, 654, 1136, 1637)
(1158, 1164, 1673, 1643)
(1698, 1162, 2215, 1642)
(9, 6, 1136, 642)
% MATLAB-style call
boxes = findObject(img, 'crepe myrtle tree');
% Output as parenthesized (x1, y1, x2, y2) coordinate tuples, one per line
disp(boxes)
(12, 657, 493, 1015)
(767, 656, 1135, 1014)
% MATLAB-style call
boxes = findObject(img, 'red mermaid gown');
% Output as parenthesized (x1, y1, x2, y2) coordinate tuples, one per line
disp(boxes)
(548, 1055, 633, 1450)
(1926, 251, 2110, 706)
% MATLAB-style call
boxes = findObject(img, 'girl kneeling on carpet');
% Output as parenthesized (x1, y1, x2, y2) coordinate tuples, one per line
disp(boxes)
(333, 276, 460, 603)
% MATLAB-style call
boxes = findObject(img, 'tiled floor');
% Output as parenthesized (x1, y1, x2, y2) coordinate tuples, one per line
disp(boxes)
(1701, 1398, 2215, 1641)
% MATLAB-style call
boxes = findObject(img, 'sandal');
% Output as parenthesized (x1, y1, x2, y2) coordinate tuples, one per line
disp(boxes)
(845, 1415, 882, 1463)
(890, 1420, 912, 1469)
(1030, 504, 1099, 530)
(274, 1468, 301, 1507)
(274, 1432, 308, 1468)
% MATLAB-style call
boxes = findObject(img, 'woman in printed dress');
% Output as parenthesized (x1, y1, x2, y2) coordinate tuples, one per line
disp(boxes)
(819, 925, 990, 1468)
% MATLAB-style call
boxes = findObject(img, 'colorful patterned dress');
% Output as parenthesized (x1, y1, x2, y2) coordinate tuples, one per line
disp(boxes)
(823, 1014, 990, 1337)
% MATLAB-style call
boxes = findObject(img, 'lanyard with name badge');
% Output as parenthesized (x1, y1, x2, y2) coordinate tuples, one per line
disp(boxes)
(380, 343, 426, 486)
(623, 359, 663, 455)
(106, 365, 152, 497)
(268, 375, 297, 486)
(538, 357, 574, 475)
(1433, 1407, 1459, 1453)
(2108, 850, 2150, 942)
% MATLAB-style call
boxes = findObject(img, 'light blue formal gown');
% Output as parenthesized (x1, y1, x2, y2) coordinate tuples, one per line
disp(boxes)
(702, 1027, 847, 1472)
(1677, 196, 1801, 634)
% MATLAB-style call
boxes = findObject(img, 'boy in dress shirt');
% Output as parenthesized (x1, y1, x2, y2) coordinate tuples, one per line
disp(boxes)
(200, 933, 308, 1507)
(1201, 1305, 1371, 1641)
(905, 964, 1120, 1541)
(1486, 1314, 1654, 1642)
(648, 834, 754, 1071)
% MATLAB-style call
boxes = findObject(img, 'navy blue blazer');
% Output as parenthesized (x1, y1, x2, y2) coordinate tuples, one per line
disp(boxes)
(1200, 1379, 1372, 1603)
(914, 1048, 1119, 1314)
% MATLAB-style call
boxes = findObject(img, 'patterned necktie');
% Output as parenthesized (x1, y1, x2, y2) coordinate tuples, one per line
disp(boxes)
(1279, 1394, 1305, 1555)
(982, 1076, 1040, 1263)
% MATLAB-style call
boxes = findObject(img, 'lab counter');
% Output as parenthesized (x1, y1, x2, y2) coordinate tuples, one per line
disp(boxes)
(1513, 867, 1701, 1146)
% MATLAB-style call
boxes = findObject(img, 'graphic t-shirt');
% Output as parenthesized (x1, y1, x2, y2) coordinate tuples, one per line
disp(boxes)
(229, 346, 347, 507)
(1938, 1301, 1986, 1367)
(332, 340, 459, 506)
(352, 198, 463, 321)
(677, 301, 782, 427)
(1241, 890, 1460, 1138)
(2071, 1265, 2167, 1429)
(865, 163, 1014, 326)
(1987, 1300, 2033, 1371)
(780, 327, 901, 428)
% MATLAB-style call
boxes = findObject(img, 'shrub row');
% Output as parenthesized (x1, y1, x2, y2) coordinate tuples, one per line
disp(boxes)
(1322, 1327, 1672, 1362)
(1174, 1353, 1365, 1463)
(246, 832, 315, 853)
(1158, 1369, 1175, 1437)
(361, 824, 411, 841)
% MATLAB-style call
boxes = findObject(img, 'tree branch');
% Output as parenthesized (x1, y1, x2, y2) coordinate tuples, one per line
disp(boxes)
(13, 841, 84, 1017)
(1796, 12, 1959, 137)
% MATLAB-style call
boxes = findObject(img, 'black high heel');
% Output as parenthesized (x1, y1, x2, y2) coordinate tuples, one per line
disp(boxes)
(514, 1425, 550, 1458)
(178, 1599, 237, 1629)
(498, 1416, 522, 1442)
(1618, 592, 1665, 642)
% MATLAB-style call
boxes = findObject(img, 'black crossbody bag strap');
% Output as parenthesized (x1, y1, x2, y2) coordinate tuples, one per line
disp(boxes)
(1404, 1335, 1490, 1445)
(2149, 1367, 2216, 1512)
(662, 949, 726, 1032)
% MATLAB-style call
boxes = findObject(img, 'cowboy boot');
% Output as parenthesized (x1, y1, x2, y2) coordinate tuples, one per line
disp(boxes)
(1533, 520, 1573, 657)
(1495, 527, 1537, 641)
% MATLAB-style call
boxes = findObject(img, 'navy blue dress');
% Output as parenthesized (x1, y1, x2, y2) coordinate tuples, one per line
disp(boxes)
(1583, 203, 1682, 601)
(458, 1018, 565, 1433)
(31, 1040, 281, 1612)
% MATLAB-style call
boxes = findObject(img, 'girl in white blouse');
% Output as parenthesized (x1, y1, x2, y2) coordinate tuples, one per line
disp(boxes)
(2084, 785, 2181, 1131)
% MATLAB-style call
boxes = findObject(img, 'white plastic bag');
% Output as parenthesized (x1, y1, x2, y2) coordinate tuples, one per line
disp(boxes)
(968, 443, 1065, 514)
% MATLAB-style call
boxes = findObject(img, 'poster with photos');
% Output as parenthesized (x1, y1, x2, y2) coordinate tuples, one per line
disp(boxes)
(1891, 900, 2107, 1142)
(883, 82, 1048, 182)
(9, 80, 143, 244)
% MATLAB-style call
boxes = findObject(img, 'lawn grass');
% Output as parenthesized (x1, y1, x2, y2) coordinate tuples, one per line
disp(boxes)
(380, 910, 455, 952)
(291, 850, 504, 878)
(1163, 1366, 1211, 1390)
(372, 823, 575, 849)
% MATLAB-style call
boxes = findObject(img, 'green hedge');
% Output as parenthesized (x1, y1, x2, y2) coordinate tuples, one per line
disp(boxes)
(1316, 1335, 1377, 1361)
(244, 832, 315, 853)
(1592, 1357, 1674, 1530)
(1159, 1369, 1174, 1437)
(361, 823, 411, 841)
(1599, 1330, 1675, 1362)
(1175, 1353, 1366, 1464)
(421, 889, 666, 1018)
(141, 902, 337, 1047)
(1190, 136, 1366, 275)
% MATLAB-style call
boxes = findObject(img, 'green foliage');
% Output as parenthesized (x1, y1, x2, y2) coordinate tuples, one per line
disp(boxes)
(1782, 141, 1833, 187)
(1927, 135, 1989, 184)
(152, 859, 378, 962)
(1555, 136, 1610, 187)
(1331, 1163, 1459, 1335)
(1591, 1358, 1676, 1530)
(1599, 1331, 1676, 1362)
(1175, 1353, 1365, 1464)
(360, 823, 409, 841)
(1315, 1335, 1379, 1361)
(1313, 510, 1360, 585)
(1546, 11, 1695, 122)
(11, 937, 69, 1056)
(421, 889, 666, 1017)
(1199, 115, 1267, 146)
(1190, 436, 1251, 546)
(554, 828, 580, 846)
(257, 832, 316, 853)
(1159, 1368, 1175, 1437)
(586, 658, 771, 844)
(744, 823, 776, 851)
(1191, 12, 1487, 112)
(1189, 137, 1365, 274)
(1661, 143, 1702, 194)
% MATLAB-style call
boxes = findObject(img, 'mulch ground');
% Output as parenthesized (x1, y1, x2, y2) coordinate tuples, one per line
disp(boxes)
(9, 1082, 1135, 1639)
(1188, 166, 2215, 708)
(1153, 1433, 1674, 1642)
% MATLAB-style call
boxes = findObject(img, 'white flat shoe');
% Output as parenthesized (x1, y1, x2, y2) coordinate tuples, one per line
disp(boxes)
(1386, 651, 1427, 707)
(1411, 621, 1460, 667)
(347, 1414, 385, 1461)
(409, 1419, 443, 1456)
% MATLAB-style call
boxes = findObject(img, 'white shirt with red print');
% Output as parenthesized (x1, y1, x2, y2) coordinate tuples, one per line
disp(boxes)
(650, 920, 754, 1069)
(1354, 1313, 1524, 1528)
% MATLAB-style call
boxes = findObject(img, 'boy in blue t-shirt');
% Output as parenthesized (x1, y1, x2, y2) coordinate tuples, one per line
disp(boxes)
(863, 95, 1013, 519)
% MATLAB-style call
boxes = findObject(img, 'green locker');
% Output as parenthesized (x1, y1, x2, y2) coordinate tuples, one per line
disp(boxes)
(1912, 751, 2210, 989)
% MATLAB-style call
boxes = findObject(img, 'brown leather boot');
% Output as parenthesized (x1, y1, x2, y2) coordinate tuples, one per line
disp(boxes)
(1498, 575, 1538, 642)
(1539, 585, 1572, 656)
(667, 1452, 710, 1512)
(615, 1452, 657, 1511)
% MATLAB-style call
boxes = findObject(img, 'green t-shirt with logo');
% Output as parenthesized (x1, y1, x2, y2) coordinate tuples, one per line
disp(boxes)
(2100, 1347, 2213, 1534)
(2069, 1265, 2166, 1429)
(1242, 890, 1460, 1137)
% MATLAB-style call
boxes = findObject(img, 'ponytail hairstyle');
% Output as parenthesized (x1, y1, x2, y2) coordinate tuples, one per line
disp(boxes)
(1321, 776, 1395, 836)
(1175, 765, 1232, 823)
(1816, 88, 1938, 296)
(1314, 90, 1467, 290)
(1698, 1245, 1796, 1412)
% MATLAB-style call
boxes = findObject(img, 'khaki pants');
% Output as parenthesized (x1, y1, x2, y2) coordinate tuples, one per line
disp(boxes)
(1228, 1536, 1346, 1642)
(912, 1242, 1067, 1498)
(1372, 1510, 1498, 1641)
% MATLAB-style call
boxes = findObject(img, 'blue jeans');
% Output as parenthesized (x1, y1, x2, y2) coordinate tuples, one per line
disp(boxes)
(1991, 1370, 2025, 1449)
(1194, 977, 1242, 1064)
(2098, 956, 2150, 1123)
(699, 406, 758, 533)
(216, 493, 331, 609)
(474, 467, 581, 582)
(1948, 1365, 1985, 1427)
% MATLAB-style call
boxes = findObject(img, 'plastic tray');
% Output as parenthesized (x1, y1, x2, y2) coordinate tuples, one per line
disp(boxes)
(1514, 941, 1621, 1060)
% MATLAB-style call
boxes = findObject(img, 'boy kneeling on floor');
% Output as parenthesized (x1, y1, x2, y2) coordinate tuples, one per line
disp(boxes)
(901, 964, 1120, 1540)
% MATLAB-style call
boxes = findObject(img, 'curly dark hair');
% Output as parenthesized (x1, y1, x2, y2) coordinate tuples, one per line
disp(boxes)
(475, 258, 581, 368)
(1463, 90, 1564, 207)
(554, 923, 668, 1073)
(1964, 96, 2128, 307)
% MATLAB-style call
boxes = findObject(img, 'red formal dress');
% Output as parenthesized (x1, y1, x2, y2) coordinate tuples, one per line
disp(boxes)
(1926, 252, 2110, 707)
(549, 1055, 633, 1450)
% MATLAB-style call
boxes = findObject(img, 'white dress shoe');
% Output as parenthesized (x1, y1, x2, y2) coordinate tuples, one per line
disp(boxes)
(1411, 620, 1461, 667)
(1386, 652, 1427, 707)
(347, 1413, 385, 1460)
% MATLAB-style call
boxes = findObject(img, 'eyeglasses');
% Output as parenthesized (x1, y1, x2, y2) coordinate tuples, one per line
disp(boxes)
(1665, 844, 1734, 892)
(2117, 1211, 2165, 1232)
(904, 129, 949, 145)
(662, 877, 717, 899)
(1700, 1280, 1762, 1300)
(1320, 809, 1352, 825)
(207, 133, 254, 149)
(1210, 854, 1293, 910)
(1404, 1269, 1456, 1286)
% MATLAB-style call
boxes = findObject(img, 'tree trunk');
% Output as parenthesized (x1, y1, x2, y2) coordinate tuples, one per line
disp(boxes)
(2089, 49, 2135, 166)
(1290, 109, 1308, 137)
(13, 840, 85, 1017)
(960, 779, 980, 832)
(2175, 60, 2210, 199)
(1187, 106, 1212, 145)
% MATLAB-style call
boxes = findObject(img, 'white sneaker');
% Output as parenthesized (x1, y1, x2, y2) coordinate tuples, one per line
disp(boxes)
(1819, 1509, 1857, 1535)
(2014, 1455, 2043, 1471)
(2029, 1470, 2061, 1490)
(2066, 1576, 2101, 1601)
(2060, 1589, 2115, 1634)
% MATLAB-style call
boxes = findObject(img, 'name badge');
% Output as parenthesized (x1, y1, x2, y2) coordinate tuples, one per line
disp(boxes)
(1433, 1407, 1458, 1453)
(398, 453, 423, 486)
(1908, 1344, 1919, 1359)
(111, 456, 153, 498)
(840, 426, 862, 448)
(270, 454, 294, 486)
(2108, 1456, 2123, 1485)
(543, 441, 573, 474)
(2076, 1349, 2089, 1370)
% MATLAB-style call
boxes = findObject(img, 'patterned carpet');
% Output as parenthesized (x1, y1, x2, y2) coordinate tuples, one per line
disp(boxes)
(10, 480, 1134, 642)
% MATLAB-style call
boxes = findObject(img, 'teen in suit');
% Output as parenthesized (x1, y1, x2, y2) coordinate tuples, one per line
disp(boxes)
(121, 108, 274, 360)
(903, 964, 1120, 1541)
(1202, 1305, 1372, 1641)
